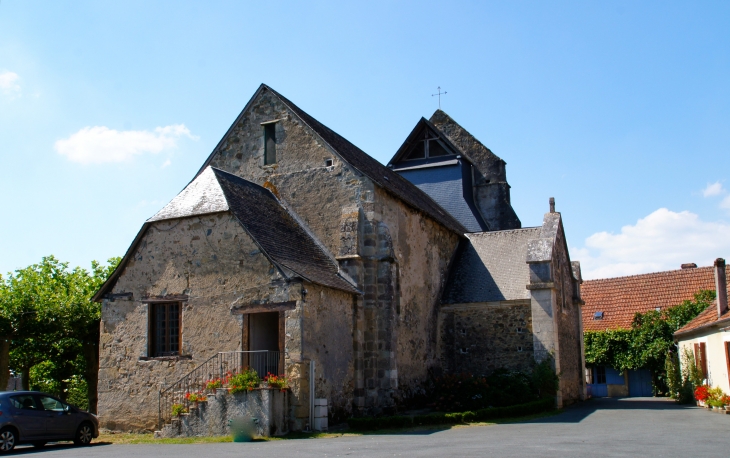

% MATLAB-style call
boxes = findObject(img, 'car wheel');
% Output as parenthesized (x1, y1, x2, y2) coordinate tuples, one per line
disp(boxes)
(0, 428, 16, 453)
(32, 441, 47, 448)
(73, 422, 94, 446)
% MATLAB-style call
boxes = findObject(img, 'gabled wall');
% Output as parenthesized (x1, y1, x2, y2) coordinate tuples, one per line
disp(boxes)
(204, 88, 365, 258)
(526, 212, 584, 407)
(429, 110, 521, 231)
(99, 212, 295, 431)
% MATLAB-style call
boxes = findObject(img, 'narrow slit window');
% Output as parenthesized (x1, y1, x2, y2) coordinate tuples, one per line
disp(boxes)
(264, 123, 277, 165)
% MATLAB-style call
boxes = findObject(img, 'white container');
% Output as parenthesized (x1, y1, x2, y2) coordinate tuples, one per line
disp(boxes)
(313, 398, 328, 431)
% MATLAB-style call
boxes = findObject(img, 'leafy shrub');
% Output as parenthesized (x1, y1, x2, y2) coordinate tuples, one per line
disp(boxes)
(347, 398, 555, 431)
(229, 368, 260, 394)
(430, 362, 556, 412)
(530, 357, 560, 398)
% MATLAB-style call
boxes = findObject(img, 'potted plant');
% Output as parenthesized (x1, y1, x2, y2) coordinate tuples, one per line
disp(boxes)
(229, 368, 260, 394)
(707, 399, 723, 410)
(707, 387, 725, 410)
(171, 403, 187, 417)
(264, 373, 289, 391)
(206, 378, 223, 393)
(694, 385, 710, 407)
(721, 395, 730, 410)
(185, 391, 208, 407)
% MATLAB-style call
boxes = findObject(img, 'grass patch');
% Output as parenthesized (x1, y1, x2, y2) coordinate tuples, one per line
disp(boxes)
(96, 408, 560, 444)
(98, 432, 234, 444)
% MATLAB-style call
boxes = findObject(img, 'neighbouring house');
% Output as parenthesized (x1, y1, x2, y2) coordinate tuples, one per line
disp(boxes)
(674, 259, 730, 394)
(582, 261, 730, 397)
(93, 84, 585, 432)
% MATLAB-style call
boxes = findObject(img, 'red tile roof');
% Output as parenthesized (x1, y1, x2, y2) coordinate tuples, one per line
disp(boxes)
(582, 266, 729, 332)
(674, 300, 730, 336)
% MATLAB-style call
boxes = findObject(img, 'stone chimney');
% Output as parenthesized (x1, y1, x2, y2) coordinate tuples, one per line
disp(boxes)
(549, 197, 555, 213)
(714, 258, 728, 318)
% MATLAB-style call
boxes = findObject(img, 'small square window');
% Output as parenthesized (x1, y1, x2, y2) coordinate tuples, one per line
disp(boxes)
(325, 158, 333, 167)
(593, 311, 604, 320)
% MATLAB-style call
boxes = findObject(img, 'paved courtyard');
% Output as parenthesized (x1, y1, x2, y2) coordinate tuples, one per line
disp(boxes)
(10, 398, 730, 457)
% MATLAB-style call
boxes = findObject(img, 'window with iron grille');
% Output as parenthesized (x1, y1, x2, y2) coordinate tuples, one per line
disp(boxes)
(150, 302, 180, 357)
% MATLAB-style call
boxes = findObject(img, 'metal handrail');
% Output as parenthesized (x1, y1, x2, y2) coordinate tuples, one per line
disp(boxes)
(158, 350, 281, 429)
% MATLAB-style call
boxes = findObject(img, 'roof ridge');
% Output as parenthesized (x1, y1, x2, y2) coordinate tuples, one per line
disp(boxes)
(211, 167, 359, 294)
(428, 109, 503, 165)
(263, 85, 468, 235)
(584, 265, 715, 283)
(469, 227, 540, 236)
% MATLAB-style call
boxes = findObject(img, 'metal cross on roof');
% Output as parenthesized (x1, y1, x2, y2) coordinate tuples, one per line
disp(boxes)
(431, 86, 447, 109)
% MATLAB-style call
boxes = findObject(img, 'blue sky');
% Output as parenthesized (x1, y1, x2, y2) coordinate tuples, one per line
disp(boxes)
(1, 0, 729, 279)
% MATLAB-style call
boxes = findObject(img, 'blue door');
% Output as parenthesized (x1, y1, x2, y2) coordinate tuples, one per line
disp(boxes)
(628, 368, 653, 396)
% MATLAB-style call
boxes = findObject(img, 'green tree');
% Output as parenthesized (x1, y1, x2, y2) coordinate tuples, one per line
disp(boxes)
(0, 256, 119, 412)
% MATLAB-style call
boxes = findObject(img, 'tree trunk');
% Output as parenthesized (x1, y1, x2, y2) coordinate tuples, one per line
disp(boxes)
(0, 337, 9, 390)
(83, 328, 100, 414)
(21, 366, 30, 391)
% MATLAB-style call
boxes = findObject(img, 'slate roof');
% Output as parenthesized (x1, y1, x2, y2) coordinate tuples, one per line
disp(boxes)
(397, 164, 487, 232)
(223, 85, 467, 235)
(582, 266, 729, 332)
(148, 167, 228, 222)
(211, 168, 358, 294)
(442, 228, 540, 304)
(93, 167, 358, 301)
(674, 301, 730, 337)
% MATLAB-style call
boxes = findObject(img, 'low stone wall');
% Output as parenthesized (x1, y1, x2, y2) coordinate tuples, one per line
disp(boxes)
(158, 388, 289, 438)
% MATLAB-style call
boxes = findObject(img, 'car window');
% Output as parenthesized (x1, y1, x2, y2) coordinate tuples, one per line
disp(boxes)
(38, 396, 66, 411)
(10, 395, 38, 410)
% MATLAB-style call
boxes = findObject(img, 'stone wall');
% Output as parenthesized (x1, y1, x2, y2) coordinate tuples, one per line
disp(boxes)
(158, 389, 289, 438)
(298, 283, 356, 427)
(526, 212, 585, 408)
(206, 89, 365, 258)
(339, 187, 460, 415)
(204, 88, 462, 416)
(552, 224, 584, 406)
(439, 300, 534, 375)
(98, 212, 300, 431)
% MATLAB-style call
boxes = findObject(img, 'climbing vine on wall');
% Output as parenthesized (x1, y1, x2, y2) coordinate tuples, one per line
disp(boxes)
(584, 290, 715, 391)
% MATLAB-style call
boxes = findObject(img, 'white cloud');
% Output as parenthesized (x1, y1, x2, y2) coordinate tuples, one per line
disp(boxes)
(0, 71, 21, 97)
(703, 181, 724, 197)
(721, 195, 730, 210)
(574, 208, 730, 280)
(161, 159, 172, 168)
(55, 124, 198, 164)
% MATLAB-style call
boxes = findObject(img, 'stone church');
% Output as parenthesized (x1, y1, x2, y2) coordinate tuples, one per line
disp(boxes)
(93, 84, 586, 431)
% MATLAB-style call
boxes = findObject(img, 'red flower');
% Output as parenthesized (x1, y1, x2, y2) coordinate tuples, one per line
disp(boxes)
(694, 385, 710, 402)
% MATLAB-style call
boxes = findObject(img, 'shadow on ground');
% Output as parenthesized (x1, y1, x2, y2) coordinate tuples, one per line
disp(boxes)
(12, 442, 111, 454)
(519, 396, 696, 424)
